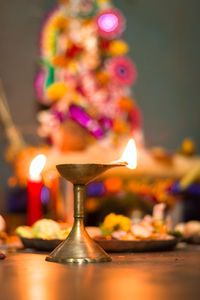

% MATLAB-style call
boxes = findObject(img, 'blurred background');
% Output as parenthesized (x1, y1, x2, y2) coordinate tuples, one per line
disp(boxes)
(0, 0, 200, 222)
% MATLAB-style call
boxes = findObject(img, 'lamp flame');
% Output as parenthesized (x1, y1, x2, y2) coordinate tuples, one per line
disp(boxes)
(29, 154, 46, 181)
(120, 139, 137, 170)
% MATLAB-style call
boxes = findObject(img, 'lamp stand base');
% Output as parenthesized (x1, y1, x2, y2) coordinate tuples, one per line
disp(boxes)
(46, 221, 111, 264)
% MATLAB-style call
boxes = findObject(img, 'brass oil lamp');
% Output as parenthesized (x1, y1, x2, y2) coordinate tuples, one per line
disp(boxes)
(46, 139, 137, 264)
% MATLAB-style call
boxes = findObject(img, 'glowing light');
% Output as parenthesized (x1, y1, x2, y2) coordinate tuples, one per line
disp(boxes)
(120, 139, 137, 170)
(29, 154, 47, 181)
(98, 14, 119, 32)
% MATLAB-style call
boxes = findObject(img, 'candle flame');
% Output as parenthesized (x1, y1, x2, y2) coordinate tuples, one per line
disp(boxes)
(29, 154, 46, 180)
(120, 139, 137, 170)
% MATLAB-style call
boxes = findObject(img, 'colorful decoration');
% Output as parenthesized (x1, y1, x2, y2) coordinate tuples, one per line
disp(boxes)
(47, 82, 68, 101)
(77, 0, 98, 18)
(107, 56, 137, 86)
(102, 213, 131, 234)
(108, 40, 129, 56)
(34, 70, 46, 102)
(100, 204, 172, 240)
(96, 8, 125, 39)
(86, 177, 177, 210)
(69, 104, 104, 138)
(35, 0, 142, 151)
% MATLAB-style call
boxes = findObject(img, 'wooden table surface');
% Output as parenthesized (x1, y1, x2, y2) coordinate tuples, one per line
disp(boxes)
(1, 246, 200, 300)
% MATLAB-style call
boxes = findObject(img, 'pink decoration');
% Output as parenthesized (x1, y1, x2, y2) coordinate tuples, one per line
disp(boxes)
(107, 56, 137, 86)
(99, 117, 113, 131)
(130, 105, 142, 130)
(69, 104, 104, 138)
(96, 9, 125, 39)
(34, 70, 45, 102)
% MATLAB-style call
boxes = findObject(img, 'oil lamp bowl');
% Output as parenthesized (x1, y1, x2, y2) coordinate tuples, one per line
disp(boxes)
(56, 163, 126, 185)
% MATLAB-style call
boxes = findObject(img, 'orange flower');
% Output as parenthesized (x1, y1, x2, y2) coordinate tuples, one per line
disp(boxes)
(54, 16, 68, 30)
(104, 177, 122, 193)
(119, 97, 134, 112)
(113, 120, 128, 134)
(109, 40, 129, 56)
(52, 55, 69, 67)
(96, 71, 109, 86)
(47, 82, 67, 101)
(57, 0, 70, 3)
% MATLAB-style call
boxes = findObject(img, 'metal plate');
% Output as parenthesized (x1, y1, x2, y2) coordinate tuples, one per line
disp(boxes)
(20, 236, 177, 252)
(20, 237, 62, 251)
(95, 237, 178, 252)
(187, 236, 200, 245)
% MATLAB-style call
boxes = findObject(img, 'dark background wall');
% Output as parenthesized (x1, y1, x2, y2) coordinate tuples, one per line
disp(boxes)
(0, 0, 200, 205)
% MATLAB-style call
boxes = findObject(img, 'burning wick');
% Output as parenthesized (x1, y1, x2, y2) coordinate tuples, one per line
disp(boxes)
(29, 154, 47, 181)
(119, 138, 137, 170)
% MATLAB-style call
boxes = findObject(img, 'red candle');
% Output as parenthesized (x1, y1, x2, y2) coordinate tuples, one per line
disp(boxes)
(27, 179, 43, 226)
(27, 154, 46, 226)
